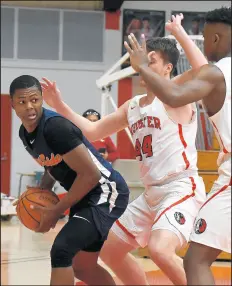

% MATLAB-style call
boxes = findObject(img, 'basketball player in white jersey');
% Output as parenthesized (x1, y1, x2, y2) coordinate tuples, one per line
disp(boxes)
(40, 15, 209, 285)
(125, 6, 231, 285)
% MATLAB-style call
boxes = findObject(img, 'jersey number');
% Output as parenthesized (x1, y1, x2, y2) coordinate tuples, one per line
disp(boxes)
(135, 135, 153, 161)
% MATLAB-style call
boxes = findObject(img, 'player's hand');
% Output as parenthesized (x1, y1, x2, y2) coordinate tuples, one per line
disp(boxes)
(100, 151, 108, 160)
(165, 13, 184, 34)
(30, 205, 60, 233)
(40, 77, 63, 109)
(12, 199, 19, 206)
(124, 33, 149, 72)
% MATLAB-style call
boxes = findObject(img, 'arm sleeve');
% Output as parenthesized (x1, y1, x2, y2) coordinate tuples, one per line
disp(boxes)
(104, 137, 120, 162)
(44, 117, 84, 155)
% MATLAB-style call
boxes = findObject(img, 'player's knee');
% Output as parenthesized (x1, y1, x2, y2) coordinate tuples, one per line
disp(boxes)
(73, 266, 96, 282)
(100, 244, 117, 266)
(148, 243, 173, 264)
(50, 240, 74, 268)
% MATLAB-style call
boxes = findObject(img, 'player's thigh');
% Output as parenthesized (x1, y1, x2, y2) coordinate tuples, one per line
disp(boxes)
(72, 250, 100, 273)
(148, 225, 183, 258)
(52, 207, 101, 258)
(184, 241, 222, 268)
(152, 198, 200, 250)
(113, 194, 153, 248)
(190, 184, 231, 254)
(100, 229, 135, 265)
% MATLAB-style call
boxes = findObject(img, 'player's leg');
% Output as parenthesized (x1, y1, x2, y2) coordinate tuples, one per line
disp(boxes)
(147, 177, 206, 285)
(99, 194, 152, 285)
(72, 249, 116, 285)
(148, 224, 187, 285)
(50, 207, 115, 286)
(100, 228, 149, 285)
(184, 242, 221, 285)
(184, 181, 231, 285)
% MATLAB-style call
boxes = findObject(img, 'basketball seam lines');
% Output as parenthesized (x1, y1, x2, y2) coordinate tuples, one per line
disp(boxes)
(21, 199, 40, 224)
(25, 197, 47, 208)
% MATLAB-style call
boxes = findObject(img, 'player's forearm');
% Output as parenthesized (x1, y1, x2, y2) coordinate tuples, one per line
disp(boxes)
(172, 26, 208, 68)
(139, 65, 180, 106)
(54, 172, 101, 214)
(54, 101, 97, 141)
(39, 169, 56, 190)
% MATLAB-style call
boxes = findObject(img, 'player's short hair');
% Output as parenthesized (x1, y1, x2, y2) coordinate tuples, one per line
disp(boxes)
(82, 109, 101, 120)
(205, 6, 231, 26)
(146, 37, 180, 70)
(10, 75, 42, 97)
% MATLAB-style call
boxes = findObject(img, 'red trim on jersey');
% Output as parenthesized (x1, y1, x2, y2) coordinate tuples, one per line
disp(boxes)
(116, 219, 135, 239)
(178, 124, 190, 169)
(178, 124, 187, 148)
(200, 177, 231, 210)
(182, 151, 190, 170)
(152, 176, 196, 225)
(212, 121, 229, 154)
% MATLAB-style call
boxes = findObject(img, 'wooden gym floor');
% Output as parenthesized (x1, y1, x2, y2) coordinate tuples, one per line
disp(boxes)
(1, 218, 231, 285)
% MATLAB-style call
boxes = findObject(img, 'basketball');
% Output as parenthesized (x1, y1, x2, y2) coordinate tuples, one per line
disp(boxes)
(16, 187, 60, 231)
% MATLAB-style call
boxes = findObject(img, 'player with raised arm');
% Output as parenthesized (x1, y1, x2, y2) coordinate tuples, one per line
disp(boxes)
(41, 15, 208, 285)
(124, 7, 231, 285)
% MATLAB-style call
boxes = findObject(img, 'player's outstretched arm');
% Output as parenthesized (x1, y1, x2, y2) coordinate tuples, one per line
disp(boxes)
(41, 78, 129, 142)
(138, 64, 224, 107)
(166, 13, 208, 71)
(124, 33, 222, 107)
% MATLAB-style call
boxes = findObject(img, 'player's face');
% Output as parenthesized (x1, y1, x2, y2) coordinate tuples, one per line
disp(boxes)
(147, 51, 172, 77)
(12, 87, 43, 131)
(86, 114, 99, 122)
(203, 23, 218, 62)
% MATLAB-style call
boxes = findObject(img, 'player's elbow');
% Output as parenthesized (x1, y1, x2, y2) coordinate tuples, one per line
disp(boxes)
(81, 125, 99, 142)
(89, 169, 101, 187)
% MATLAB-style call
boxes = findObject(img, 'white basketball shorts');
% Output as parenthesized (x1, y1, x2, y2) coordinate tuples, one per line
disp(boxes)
(111, 176, 206, 249)
(190, 172, 231, 254)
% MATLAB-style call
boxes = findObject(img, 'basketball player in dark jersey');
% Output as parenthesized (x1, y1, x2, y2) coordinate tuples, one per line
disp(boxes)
(10, 75, 129, 285)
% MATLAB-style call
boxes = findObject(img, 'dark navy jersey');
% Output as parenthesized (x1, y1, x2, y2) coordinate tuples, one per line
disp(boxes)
(19, 108, 129, 210)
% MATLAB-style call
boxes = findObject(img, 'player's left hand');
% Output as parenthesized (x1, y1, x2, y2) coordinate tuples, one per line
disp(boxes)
(124, 33, 149, 72)
(30, 205, 60, 233)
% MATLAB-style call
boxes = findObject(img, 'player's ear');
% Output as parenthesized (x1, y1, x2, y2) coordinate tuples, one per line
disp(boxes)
(165, 63, 173, 76)
(214, 33, 220, 44)
(147, 51, 156, 62)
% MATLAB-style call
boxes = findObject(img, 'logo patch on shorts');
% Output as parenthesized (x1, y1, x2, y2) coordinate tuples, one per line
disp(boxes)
(174, 212, 186, 225)
(195, 218, 207, 234)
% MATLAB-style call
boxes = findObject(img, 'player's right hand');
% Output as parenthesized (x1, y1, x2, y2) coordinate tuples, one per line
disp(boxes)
(165, 13, 184, 34)
(40, 77, 63, 109)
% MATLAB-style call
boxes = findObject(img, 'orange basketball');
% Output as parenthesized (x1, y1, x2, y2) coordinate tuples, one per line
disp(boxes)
(16, 187, 60, 231)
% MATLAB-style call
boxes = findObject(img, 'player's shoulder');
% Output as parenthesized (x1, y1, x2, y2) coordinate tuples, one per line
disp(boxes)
(128, 94, 147, 109)
(44, 116, 82, 136)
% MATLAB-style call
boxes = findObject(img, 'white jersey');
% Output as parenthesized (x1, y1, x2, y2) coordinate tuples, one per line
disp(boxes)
(209, 57, 231, 168)
(127, 95, 198, 187)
